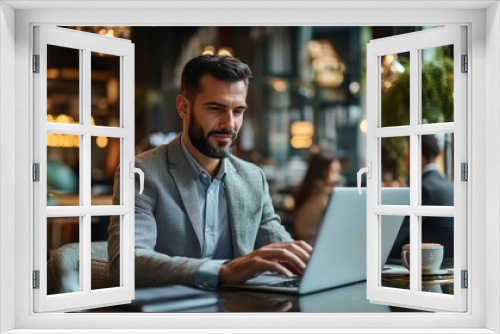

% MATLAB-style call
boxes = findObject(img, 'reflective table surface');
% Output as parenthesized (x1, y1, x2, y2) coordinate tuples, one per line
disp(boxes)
(88, 281, 426, 313)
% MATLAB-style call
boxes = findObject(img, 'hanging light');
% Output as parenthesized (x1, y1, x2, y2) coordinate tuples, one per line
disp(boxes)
(290, 121, 314, 149)
(380, 54, 406, 91)
(306, 39, 346, 88)
(201, 46, 234, 57)
(73, 26, 132, 40)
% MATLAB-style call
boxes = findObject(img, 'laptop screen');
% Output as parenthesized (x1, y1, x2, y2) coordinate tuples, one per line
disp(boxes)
(299, 187, 409, 294)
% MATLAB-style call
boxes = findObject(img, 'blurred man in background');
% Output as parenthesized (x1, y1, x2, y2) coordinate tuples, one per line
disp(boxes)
(388, 135, 454, 263)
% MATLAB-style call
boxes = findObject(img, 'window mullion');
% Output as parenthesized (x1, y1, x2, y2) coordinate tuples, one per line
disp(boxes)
(409, 47, 421, 294)
(81, 47, 92, 294)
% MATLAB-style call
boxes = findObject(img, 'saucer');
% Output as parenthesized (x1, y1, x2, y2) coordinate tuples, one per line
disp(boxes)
(422, 268, 453, 276)
(382, 265, 453, 277)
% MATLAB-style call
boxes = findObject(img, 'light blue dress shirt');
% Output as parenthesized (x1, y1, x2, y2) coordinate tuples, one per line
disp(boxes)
(180, 138, 233, 288)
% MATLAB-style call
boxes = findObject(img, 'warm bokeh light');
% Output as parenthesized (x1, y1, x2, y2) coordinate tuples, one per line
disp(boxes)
(217, 47, 233, 57)
(291, 121, 314, 149)
(381, 53, 406, 92)
(201, 46, 234, 57)
(291, 136, 313, 149)
(47, 68, 61, 79)
(202, 45, 216, 56)
(56, 114, 72, 124)
(47, 133, 79, 148)
(307, 39, 345, 87)
(271, 79, 287, 92)
(359, 118, 367, 133)
(96, 136, 108, 148)
(291, 121, 314, 137)
(384, 54, 394, 64)
(46, 114, 98, 147)
(74, 26, 132, 40)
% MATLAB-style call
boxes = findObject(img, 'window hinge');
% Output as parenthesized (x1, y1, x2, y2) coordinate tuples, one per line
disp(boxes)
(461, 54, 468, 73)
(461, 162, 468, 181)
(33, 270, 40, 289)
(461, 270, 468, 289)
(33, 163, 40, 182)
(33, 54, 40, 73)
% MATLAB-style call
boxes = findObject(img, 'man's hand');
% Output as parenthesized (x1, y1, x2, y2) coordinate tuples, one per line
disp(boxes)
(218, 240, 313, 285)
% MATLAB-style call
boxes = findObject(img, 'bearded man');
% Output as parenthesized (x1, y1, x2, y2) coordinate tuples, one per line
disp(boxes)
(108, 55, 311, 289)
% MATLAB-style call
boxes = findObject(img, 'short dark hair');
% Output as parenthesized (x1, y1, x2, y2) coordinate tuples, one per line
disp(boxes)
(421, 135, 440, 161)
(180, 55, 253, 102)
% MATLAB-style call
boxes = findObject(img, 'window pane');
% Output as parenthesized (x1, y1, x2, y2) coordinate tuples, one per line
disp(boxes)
(420, 216, 454, 295)
(47, 217, 80, 295)
(91, 52, 120, 127)
(421, 134, 454, 206)
(421, 45, 454, 124)
(91, 136, 119, 205)
(381, 136, 410, 202)
(107, 215, 122, 288)
(91, 215, 118, 290)
(381, 52, 410, 127)
(47, 134, 80, 206)
(47, 45, 80, 124)
(381, 215, 410, 291)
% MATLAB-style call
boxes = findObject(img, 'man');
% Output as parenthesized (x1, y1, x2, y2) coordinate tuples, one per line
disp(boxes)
(389, 135, 454, 261)
(108, 55, 312, 289)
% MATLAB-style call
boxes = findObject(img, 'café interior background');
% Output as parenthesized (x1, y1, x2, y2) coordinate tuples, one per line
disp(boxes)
(46, 26, 449, 250)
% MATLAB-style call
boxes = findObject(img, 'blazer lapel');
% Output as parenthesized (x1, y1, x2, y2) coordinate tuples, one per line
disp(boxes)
(224, 161, 252, 257)
(166, 137, 204, 249)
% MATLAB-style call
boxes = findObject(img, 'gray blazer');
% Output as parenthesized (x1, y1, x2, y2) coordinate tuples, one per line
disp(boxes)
(108, 136, 292, 287)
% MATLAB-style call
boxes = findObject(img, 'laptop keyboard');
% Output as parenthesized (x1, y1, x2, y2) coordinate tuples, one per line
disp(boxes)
(270, 278, 300, 288)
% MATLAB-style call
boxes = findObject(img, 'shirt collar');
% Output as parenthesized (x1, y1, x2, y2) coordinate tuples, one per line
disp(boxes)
(180, 134, 227, 183)
(423, 162, 439, 174)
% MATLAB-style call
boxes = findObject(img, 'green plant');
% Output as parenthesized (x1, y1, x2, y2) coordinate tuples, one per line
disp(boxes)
(380, 46, 454, 180)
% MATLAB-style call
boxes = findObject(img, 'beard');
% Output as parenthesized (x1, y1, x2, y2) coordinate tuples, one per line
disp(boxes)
(188, 112, 238, 159)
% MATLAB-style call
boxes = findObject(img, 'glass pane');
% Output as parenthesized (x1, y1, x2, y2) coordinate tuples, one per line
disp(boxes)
(91, 136, 119, 205)
(381, 215, 410, 291)
(107, 215, 122, 288)
(91, 215, 117, 290)
(420, 216, 454, 295)
(381, 52, 410, 127)
(91, 52, 120, 127)
(47, 45, 80, 124)
(47, 134, 80, 206)
(47, 216, 80, 295)
(381, 136, 410, 202)
(421, 134, 454, 206)
(421, 45, 454, 124)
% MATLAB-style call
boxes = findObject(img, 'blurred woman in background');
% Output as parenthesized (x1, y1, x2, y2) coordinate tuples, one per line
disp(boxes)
(293, 149, 342, 245)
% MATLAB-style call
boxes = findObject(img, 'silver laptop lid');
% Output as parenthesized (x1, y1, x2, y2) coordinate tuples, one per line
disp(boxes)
(299, 187, 409, 294)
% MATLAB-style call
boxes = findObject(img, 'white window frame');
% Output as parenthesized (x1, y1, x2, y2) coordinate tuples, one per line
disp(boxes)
(33, 26, 136, 312)
(0, 2, 499, 333)
(365, 26, 468, 312)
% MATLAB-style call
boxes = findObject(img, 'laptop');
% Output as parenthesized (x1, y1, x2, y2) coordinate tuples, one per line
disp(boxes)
(224, 187, 410, 294)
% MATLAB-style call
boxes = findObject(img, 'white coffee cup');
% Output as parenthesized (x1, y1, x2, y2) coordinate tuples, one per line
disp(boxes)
(401, 243, 444, 273)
